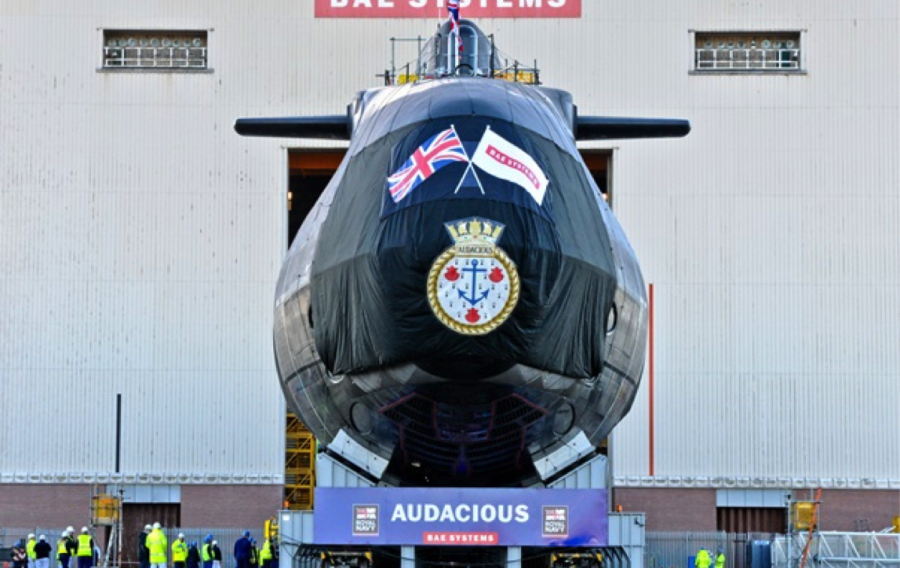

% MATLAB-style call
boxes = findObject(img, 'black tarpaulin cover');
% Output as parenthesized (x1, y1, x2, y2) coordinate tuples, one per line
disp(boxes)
(310, 92, 617, 380)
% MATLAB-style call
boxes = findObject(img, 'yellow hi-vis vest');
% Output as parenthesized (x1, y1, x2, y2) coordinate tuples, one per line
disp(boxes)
(76, 535, 93, 557)
(27, 540, 37, 560)
(57, 540, 67, 559)
(201, 544, 211, 562)
(260, 541, 272, 562)
(715, 554, 726, 568)
(146, 530, 168, 564)
(172, 540, 187, 562)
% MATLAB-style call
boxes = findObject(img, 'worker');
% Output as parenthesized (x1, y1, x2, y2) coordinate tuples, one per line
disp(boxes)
(201, 536, 213, 568)
(233, 532, 252, 568)
(259, 537, 273, 568)
(27, 534, 37, 568)
(64, 528, 77, 562)
(34, 536, 52, 568)
(138, 525, 152, 568)
(75, 528, 94, 568)
(210, 541, 222, 568)
(146, 522, 168, 568)
(715, 549, 726, 568)
(695, 547, 712, 568)
(13, 540, 28, 568)
(187, 542, 200, 568)
(249, 540, 259, 568)
(57, 533, 68, 568)
(171, 534, 188, 568)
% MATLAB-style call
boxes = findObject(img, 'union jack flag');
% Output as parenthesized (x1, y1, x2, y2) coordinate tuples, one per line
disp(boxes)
(448, 0, 462, 53)
(387, 127, 468, 203)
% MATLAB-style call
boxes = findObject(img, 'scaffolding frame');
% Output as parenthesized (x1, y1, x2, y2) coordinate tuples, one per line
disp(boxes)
(773, 533, 900, 568)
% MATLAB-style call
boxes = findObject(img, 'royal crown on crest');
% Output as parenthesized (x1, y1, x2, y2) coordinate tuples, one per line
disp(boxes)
(445, 217, 505, 251)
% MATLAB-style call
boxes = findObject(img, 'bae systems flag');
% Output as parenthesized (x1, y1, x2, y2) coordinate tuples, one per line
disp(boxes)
(471, 126, 549, 205)
(314, 487, 608, 547)
(315, 0, 581, 18)
(387, 127, 469, 203)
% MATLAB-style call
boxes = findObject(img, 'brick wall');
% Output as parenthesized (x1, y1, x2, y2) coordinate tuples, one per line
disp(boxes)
(0, 484, 94, 529)
(613, 488, 718, 531)
(798, 489, 900, 532)
(0, 484, 283, 531)
(180, 485, 283, 528)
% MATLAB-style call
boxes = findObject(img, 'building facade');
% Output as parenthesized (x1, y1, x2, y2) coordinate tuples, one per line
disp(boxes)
(0, 0, 897, 532)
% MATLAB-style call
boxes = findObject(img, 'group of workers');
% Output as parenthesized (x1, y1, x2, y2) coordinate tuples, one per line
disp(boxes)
(9, 525, 276, 568)
(138, 524, 277, 568)
(10, 527, 98, 568)
(694, 547, 726, 568)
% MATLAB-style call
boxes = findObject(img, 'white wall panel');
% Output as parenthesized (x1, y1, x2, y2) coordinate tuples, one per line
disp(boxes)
(609, 0, 899, 486)
(0, 0, 897, 485)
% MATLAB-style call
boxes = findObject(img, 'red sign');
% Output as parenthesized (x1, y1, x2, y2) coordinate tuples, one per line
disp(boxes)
(315, 0, 581, 18)
(423, 532, 500, 545)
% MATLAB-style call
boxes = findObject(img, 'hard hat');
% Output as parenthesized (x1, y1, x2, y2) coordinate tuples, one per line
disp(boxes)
(212, 541, 217, 546)
(67, 526, 75, 534)
(61, 532, 68, 538)
(153, 522, 161, 530)
(39, 535, 46, 541)
(81, 527, 89, 533)
(243, 530, 250, 537)
(178, 533, 185, 539)
(29, 534, 35, 539)
(204, 534, 212, 543)
(144, 525, 152, 531)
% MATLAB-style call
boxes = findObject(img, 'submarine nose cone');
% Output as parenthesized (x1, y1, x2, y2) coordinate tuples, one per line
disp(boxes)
(312, 104, 617, 381)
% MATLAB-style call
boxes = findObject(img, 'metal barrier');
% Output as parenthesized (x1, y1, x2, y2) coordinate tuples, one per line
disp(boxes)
(772, 533, 900, 568)
(646, 532, 776, 568)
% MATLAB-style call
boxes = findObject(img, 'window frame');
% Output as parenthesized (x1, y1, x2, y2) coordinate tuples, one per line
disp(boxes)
(98, 28, 214, 73)
(688, 29, 807, 75)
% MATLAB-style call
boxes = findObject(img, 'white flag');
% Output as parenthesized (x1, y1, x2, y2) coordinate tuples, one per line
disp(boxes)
(471, 127, 549, 205)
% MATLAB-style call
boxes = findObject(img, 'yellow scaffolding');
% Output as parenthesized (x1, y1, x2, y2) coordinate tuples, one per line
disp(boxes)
(285, 412, 316, 510)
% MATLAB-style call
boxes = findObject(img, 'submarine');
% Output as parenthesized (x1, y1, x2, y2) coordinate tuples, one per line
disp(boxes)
(236, 20, 689, 487)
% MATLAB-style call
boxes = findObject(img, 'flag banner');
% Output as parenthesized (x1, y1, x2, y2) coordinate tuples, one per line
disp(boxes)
(380, 122, 552, 220)
(448, 0, 462, 53)
(471, 127, 549, 205)
(387, 127, 468, 203)
(315, 0, 581, 19)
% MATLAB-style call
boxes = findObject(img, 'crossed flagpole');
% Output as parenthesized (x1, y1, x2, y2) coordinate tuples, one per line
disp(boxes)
(451, 124, 486, 195)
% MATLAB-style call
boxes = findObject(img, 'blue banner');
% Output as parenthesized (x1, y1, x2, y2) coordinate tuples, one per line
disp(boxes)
(313, 487, 608, 547)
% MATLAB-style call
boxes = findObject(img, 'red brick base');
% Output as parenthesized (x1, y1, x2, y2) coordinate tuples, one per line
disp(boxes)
(0, 484, 283, 529)
(613, 487, 900, 532)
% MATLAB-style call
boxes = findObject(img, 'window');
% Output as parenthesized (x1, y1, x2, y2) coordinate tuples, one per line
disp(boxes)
(694, 32, 802, 72)
(102, 30, 208, 70)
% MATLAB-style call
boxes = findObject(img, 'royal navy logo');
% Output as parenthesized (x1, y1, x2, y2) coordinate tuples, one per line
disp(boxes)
(427, 217, 519, 335)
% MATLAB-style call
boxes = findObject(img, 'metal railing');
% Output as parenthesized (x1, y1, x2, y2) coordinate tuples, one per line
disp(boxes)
(646, 532, 777, 568)
(772, 533, 900, 568)
(695, 48, 800, 70)
(103, 47, 208, 69)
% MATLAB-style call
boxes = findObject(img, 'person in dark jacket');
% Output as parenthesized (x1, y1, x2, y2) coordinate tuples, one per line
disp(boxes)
(186, 542, 200, 568)
(64, 528, 77, 564)
(138, 525, 151, 568)
(34, 536, 52, 568)
(248, 540, 258, 568)
(13, 541, 28, 568)
(210, 542, 222, 568)
(233, 533, 251, 568)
